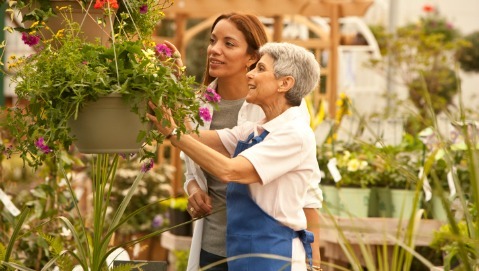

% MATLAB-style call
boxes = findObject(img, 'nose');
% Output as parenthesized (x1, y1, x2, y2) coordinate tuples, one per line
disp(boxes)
(208, 42, 222, 56)
(246, 69, 254, 78)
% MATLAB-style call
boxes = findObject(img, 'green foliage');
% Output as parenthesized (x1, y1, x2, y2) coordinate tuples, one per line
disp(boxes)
(3, 5, 204, 169)
(457, 31, 479, 73)
(173, 249, 189, 271)
(107, 155, 173, 234)
(161, 196, 189, 211)
(368, 6, 465, 123)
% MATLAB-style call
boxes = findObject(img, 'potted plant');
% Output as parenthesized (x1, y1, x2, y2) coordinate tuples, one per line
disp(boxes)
(161, 196, 192, 237)
(0, 0, 218, 270)
(3, 0, 212, 169)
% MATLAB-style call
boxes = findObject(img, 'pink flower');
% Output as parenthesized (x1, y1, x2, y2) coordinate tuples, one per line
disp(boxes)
(139, 4, 148, 14)
(204, 87, 221, 103)
(155, 44, 172, 57)
(141, 159, 154, 172)
(21, 32, 40, 47)
(35, 137, 52, 154)
(199, 107, 212, 122)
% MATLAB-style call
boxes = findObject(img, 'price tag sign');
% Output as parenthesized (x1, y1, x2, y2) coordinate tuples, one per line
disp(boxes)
(327, 158, 342, 183)
(447, 168, 457, 197)
(419, 168, 432, 202)
(0, 188, 21, 217)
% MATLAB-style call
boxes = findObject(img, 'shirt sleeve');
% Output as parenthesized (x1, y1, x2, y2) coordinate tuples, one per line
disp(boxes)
(217, 122, 256, 156)
(239, 127, 304, 185)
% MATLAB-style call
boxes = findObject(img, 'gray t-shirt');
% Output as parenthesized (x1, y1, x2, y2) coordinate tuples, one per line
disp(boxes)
(201, 98, 245, 256)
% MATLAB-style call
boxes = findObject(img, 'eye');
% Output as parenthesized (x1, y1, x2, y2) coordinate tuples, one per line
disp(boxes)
(209, 37, 216, 45)
(225, 41, 235, 47)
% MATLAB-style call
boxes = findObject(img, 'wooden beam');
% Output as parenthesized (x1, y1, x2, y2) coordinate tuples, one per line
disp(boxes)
(163, 0, 373, 19)
(327, 3, 340, 118)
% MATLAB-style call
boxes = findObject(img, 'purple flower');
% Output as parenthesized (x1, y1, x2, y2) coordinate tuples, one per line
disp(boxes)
(199, 107, 212, 122)
(141, 159, 154, 172)
(155, 44, 172, 57)
(35, 137, 52, 154)
(204, 87, 221, 103)
(139, 4, 148, 14)
(152, 214, 164, 228)
(21, 32, 40, 47)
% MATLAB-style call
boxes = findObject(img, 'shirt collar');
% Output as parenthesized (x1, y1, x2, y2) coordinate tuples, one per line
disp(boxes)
(255, 106, 302, 135)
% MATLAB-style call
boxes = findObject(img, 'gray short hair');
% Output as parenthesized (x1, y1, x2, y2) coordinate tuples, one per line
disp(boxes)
(259, 42, 320, 106)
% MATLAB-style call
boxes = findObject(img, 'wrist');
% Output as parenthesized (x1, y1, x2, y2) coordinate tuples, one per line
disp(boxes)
(307, 265, 323, 271)
(165, 127, 178, 139)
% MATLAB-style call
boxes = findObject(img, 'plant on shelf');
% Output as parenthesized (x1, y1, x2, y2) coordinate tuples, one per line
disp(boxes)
(368, 4, 466, 125)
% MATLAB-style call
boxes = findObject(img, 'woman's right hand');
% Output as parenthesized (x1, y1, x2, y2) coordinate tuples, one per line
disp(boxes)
(187, 180, 212, 218)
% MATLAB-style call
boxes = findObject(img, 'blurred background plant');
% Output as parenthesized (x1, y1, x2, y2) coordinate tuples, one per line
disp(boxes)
(107, 155, 174, 235)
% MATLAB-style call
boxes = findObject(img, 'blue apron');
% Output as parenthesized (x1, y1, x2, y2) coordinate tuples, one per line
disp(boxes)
(227, 131, 314, 271)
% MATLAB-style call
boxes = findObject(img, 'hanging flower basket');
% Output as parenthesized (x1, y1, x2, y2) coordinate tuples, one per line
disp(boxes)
(68, 94, 148, 154)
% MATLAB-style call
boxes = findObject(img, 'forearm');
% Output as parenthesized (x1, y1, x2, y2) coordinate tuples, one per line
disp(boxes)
(304, 208, 321, 266)
(170, 134, 260, 184)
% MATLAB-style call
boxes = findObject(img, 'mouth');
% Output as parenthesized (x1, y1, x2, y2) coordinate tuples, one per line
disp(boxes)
(209, 59, 225, 65)
(247, 84, 256, 90)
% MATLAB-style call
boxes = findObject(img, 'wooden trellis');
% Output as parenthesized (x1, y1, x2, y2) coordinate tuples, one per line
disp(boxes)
(154, 0, 375, 195)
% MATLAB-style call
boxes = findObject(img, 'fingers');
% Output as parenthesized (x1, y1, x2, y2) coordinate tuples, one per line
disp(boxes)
(163, 40, 184, 67)
(188, 190, 212, 218)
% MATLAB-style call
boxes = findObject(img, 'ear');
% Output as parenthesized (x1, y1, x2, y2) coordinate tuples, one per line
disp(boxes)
(246, 54, 259, 68)
(277, 76, 295, 93)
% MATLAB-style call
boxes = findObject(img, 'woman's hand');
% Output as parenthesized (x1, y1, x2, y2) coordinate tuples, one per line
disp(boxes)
(146, 100, 176, 137)
(187, 180, 212, 218)
(163, 40, 184, 71)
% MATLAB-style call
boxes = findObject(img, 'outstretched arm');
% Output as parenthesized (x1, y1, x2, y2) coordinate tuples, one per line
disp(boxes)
(147, 101, 261, 184)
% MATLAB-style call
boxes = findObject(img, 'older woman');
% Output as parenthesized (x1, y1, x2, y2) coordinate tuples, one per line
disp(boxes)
(147, 42, 321, 271)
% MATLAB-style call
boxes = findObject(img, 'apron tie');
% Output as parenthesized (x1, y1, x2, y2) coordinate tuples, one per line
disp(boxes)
(296, 229, 315, 268)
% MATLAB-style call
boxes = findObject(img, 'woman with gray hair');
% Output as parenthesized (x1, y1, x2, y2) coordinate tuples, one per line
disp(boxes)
(147, 42, 321, 271)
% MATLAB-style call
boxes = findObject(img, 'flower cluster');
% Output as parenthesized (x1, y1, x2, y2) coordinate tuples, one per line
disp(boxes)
(3, 3, 203, 169)
(94, 0, 119, 9)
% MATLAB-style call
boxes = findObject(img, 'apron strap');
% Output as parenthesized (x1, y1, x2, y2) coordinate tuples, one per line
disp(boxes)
(296, 229, 315, 268)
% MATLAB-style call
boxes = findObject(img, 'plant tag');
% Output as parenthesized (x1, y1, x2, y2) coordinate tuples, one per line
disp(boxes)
(447, 168, 457, 197)
(0, 188, 20, 216)
(419, 168, 432, 201)
(327, 158, 342, 183)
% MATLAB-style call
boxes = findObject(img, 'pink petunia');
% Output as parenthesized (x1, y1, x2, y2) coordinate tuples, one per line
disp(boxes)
(141, 159, 154, 172)
(139, 4, 148, 14)
(199, 107, 212, 122)
(204, 87, 221, 103)
(155, 44, 172, 58)
(35, 137, 52, 154)
(21, 32, 40, 47)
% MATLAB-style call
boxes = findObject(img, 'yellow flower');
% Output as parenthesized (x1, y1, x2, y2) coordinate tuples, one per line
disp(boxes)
(55, 29, 65, 38)
(347, 159, 361, 172)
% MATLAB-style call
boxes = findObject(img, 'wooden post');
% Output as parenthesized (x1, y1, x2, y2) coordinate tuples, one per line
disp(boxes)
(175, 13, 188, 57)
(327, 3, 340, 118)
(272, 15, 284, 42)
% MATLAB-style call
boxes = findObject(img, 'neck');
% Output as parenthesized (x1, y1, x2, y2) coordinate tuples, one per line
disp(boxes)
(216, 75, 249, 100)
(261, 100, 291, 121)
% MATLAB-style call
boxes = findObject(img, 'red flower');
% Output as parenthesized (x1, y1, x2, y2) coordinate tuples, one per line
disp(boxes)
(94, 0, 119, 9)
(422, 4, 434, 13)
